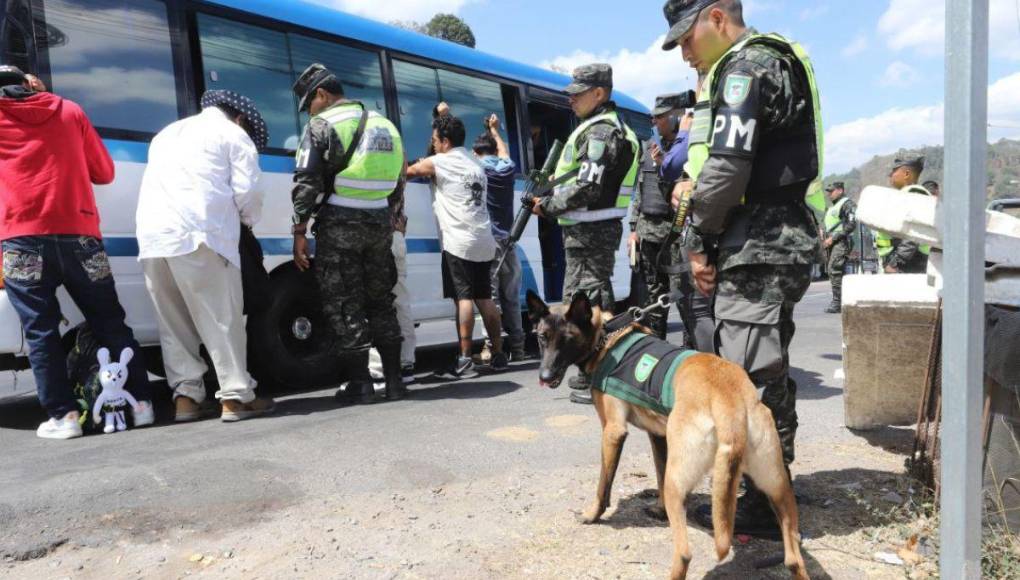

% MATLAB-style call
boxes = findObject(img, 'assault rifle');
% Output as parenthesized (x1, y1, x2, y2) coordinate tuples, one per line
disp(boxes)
(493, 140, 573, 274)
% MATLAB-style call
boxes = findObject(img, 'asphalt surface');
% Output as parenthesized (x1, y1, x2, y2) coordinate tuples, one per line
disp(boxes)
(0, 282, 898, 578)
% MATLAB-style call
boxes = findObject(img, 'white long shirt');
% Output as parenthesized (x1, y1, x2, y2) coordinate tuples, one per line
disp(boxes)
(430, 147, 497, 262)
(136, 107, 263, 269)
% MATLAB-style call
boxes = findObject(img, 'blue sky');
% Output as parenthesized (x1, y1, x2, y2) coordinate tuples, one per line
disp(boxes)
(324, 0, 1020, 173)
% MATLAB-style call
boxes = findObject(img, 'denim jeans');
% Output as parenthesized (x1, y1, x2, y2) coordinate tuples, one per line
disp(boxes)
(2, 235, 151, 418)
(490, 245, 525, 350)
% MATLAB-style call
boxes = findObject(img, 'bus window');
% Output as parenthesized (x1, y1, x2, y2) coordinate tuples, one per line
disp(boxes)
(41, 0, 177, 135)
(620, 108, 653, 142)
(392, 60, 440, 162)
(289, 35, 385, 116)
(197, 14, 298, 150)
(1, 0, 32, 72)
(436, 69, 520, 168)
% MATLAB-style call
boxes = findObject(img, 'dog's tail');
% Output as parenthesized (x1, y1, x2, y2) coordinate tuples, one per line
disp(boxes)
(710, 399, 747, 561)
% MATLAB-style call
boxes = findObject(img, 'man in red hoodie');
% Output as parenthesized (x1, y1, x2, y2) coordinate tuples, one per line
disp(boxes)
(0, 65, 153, 439)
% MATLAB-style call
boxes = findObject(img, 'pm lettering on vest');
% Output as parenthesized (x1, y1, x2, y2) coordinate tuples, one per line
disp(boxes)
(579, 160, 606, 185)
(711, 114, 757, 156)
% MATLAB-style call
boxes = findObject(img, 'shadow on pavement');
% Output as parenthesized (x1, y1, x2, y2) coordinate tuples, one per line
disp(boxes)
(848, 425, 916, 455)
(820, 353, 843, 361)
(791, 367, 842, 401)
(602, 488, 671, 530)
(407, 380, 521, 401)
(704, 545, 833, 580)
(793, 467, 909, 540)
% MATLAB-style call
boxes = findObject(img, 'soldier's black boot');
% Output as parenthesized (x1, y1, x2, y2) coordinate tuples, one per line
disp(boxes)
(824, 301, 841, 314)
(568, 373, 593, 405)
(379, 344, 406, 401)
(334, 350, 382, 405)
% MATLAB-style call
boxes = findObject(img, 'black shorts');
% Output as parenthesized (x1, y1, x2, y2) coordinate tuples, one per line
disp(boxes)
(441, 251, 493, 300)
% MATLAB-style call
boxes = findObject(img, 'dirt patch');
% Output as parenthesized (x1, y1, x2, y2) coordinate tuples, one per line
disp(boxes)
(485, 426, 540, 442)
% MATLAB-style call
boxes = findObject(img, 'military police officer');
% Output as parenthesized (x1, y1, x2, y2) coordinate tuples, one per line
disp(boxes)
(533, 63, 640, 405)
(630, 93, 691, 340)
(822, 182, 856, 313)
(662, 0, 824, 536)
(877, 155, 931, 274)
(291, 64, 408, 403)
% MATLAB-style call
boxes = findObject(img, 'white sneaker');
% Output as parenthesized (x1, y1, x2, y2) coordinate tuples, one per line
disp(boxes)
(37, 413, 83, 440)
(132, 401, 155, 427)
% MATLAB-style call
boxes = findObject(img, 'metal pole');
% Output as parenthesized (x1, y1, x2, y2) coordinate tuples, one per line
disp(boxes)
(941, 0, 987, 577)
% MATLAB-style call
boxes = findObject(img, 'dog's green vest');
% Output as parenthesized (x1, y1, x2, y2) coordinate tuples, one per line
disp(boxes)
(590, 332, 698, 415)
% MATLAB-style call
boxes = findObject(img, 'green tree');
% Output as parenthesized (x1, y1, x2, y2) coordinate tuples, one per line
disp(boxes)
(424, 13, 476, 48)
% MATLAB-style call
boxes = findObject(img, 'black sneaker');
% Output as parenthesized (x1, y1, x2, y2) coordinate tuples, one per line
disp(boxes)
(509, 346, 531, 362)
(490, 352, 509, 372)
(431, 356, 478, 380)
(824, 302, 841, 314)
(401, 364, 416, 384)
(691, 495, 782, 540)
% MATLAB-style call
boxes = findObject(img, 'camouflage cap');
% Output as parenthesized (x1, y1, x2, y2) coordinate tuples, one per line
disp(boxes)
(825, 181, 845, 192)
(0, 65, 26, 87)
(651, 92, 691, 116)
(892, 155, 925, 173)
(293, 63, 341, 112)
(564, 63, 613, 95)
(662, 0, 717, 51)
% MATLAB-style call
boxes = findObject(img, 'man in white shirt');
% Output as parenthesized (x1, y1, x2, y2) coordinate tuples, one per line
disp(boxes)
(136, 90, 275, 423)
(407, 113, 507, 378)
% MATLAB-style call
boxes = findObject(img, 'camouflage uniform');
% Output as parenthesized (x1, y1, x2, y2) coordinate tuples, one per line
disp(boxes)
(291, 105, 402, 355)
(825, 190, 857, 310)
(681, 30, 823, 467)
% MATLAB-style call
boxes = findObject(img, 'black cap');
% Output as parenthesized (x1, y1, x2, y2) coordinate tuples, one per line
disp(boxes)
(651, 91, 694, 116)
(293, 63, 341, 113)
(0, 65, 26, 87)
(564, 64, 613, 95)
(201, 90, 269, 151)
(892, 155, 924, 173)
(825, 181, 845, 192)
(662, 0, 717, 51)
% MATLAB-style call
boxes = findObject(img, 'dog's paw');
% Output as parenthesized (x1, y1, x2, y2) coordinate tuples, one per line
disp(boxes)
(644, 505, 668, 521)
(579, 504, 605, 524)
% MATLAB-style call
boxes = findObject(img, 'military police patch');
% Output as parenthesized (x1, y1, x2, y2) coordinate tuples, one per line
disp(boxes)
(587, 137, 607, 162)
(723, 74, 752, 106)
(634, 353, 659, 383)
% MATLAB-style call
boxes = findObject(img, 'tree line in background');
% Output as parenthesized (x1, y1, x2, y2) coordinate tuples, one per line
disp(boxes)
(824, 138, 1020, 204)
(391, 14, 476, 48)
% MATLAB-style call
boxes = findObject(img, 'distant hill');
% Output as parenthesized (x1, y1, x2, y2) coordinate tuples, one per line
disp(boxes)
(823, 138, 1020, 202)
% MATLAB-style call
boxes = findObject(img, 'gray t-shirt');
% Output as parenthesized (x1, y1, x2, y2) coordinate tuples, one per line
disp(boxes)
(430, 147, 497, 262)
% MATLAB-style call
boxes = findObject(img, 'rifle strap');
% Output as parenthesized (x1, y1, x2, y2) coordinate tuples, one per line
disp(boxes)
(312, 107, 370, 219)
(655, 184, 693, 275)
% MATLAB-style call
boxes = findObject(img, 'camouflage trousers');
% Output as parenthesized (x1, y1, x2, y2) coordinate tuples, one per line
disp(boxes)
(827, 242, 850, 306)
(714, 264, 812, 466)
(562, 220, 622, 312)
(637, 239, 673, 339)
(314, 213, 401, 353)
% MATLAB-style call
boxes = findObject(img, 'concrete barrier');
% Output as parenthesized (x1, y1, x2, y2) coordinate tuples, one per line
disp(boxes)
(842, 274, 939, 430)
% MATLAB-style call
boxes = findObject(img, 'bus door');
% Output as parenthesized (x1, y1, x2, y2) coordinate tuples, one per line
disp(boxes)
(526, 93, 574, 302)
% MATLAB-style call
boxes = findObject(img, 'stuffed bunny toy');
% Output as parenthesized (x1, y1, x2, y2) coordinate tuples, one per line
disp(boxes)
(92, 347, 140, 434)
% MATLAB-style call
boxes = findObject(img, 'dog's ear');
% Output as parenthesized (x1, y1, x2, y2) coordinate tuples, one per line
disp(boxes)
(526, 290, 550, 323)
(565, 293, 593, 328)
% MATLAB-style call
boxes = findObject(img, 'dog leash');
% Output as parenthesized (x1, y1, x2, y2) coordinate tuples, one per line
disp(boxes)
(604, 289, 686, 333)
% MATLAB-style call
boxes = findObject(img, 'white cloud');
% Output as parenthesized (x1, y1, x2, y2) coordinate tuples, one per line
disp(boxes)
(879, 60, 922, 87)
(877, 0, 1020, 60)
(800, 5, 829, 21)
(825, 72, 1020, 173)
(540, 35, 696, 110)
(307, 0, 476, 23)
(841, 33, 869, 58)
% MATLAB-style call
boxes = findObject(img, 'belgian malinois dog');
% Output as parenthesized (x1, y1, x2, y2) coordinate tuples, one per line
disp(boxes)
(526, 290, 808, 580)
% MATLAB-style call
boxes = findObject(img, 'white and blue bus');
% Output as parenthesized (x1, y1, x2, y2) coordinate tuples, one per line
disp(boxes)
(0, 0, 651, 392)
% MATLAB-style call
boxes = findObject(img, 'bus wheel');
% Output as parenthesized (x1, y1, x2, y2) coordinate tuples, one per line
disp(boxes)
(249, 265, 344, 389)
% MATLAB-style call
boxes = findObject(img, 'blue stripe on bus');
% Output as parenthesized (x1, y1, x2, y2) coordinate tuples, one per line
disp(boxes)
(103, 139, 296, 174)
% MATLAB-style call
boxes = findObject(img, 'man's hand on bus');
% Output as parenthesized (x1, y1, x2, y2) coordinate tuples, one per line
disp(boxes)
(688, 251, 717, 296)
(436, 102, 450, 117)
(294, 234, 311, 271)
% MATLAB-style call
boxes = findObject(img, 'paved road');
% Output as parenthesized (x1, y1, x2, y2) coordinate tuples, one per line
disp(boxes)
(0, 282, 909, 578)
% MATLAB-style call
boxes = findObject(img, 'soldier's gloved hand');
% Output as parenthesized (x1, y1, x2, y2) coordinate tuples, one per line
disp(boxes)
(293, 234, 311, 272)
(688, 251, 717, 297)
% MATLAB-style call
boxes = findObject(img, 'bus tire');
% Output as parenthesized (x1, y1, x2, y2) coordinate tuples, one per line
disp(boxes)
(248, 264, 344, 389)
